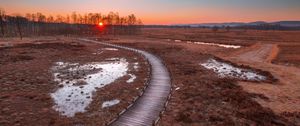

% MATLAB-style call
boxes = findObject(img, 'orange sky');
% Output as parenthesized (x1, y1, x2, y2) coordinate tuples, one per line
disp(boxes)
(1, 0, 300, 24)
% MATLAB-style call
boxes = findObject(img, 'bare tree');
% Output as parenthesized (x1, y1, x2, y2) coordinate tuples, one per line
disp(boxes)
(0, 8, 5, 37)
(55, 15, 64, 23)
(95, 13, 102, 24)
(107, 12, 114, 25)
(127, 14, 137, 25)
(0, 8, 143, 37)
(71, 12, 77, 24)
(37, 12, 46, 22)
(47, 15, 54, 23)
(14, 16, 27, 40)
(66, 15, 70, 24)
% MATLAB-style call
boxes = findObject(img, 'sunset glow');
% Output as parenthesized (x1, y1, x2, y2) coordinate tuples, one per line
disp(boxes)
(1, 0, 300, 24)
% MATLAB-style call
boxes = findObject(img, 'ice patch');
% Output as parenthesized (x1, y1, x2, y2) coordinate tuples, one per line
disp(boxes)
(133, 62, 139, 70)
(105, 58, 120, 61)
(194, 42, 241, 49)
(127, 74, 137, 83)
(169, 38, 241, 49)
(200, 59, 266, 81)
(187, 41, 193, 44)
(103, 48, 118, 51)
(53, 62, 79, 70)
(92, 51, 103, 55)
(51, 59, 128, 117)
(102, 99, 120, 108)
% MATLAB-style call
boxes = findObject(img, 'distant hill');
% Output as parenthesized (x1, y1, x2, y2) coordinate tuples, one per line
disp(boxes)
(189, 22, 246, 27)
(174, 21, 300, 28)
(247, 21, 268, 26)
(272, 21, 300, 27)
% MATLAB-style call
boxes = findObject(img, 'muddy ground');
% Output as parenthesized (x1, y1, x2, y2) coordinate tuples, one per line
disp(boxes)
(0, 39, 149, 126)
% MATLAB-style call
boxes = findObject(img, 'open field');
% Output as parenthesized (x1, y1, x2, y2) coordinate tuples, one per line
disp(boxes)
(108, 28, 300, 125)
(141, 28, 300, 67)
(142, 28, 300, 44)
(0, 28, 300, 125)
(273, 45, 300, 67)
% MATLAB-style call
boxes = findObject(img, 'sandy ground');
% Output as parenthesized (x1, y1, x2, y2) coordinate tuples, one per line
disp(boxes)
(236, 43, 274, 62)
(0, 38, 149, 125)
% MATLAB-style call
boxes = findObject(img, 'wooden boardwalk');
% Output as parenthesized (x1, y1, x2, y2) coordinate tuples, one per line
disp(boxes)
(80, 39, 171, 126)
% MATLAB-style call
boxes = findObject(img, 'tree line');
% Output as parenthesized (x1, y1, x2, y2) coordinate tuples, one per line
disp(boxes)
(0, 8, 143, 39)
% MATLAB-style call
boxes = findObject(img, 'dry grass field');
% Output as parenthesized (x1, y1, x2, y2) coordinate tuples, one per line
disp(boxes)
(0, 28, 300, 125)
(107, 28, 300, 125)
(0, 38, 149, 125)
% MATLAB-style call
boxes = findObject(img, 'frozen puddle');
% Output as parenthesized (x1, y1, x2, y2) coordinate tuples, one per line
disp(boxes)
(133, 62, 139, 70)
(92, 51, 103, 55)
(51, 58, 129, 117)
(194, 42, 241, 49)
(127, 74, 137, 83)
(201, 59, 266, 81)
(170, 39, 241, 49)
(102, 99, 120, 108)
(103, 48, 119, 51)
(93, 47, 118, 55)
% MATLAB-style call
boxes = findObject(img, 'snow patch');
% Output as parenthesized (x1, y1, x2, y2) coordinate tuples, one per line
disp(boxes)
(102, 99, 120, 108)
(92, 51, 103, 55)
(51, 58, 128, 117)
(133, 62, 139, 70)
(194, 42, 241, 49)
(127, 74, 137, 83)
(200, 59, 266, 81)
(103, 48, 118, 51)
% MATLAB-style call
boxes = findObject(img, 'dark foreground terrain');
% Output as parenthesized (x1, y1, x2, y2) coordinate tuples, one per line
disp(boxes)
(0, 39, 149, 125)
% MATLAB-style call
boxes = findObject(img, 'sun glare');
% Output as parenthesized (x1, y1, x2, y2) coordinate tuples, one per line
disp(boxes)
(98, 22, 104, 26)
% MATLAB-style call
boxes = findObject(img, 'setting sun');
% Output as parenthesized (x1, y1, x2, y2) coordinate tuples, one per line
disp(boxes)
(98, 22, 103, 26)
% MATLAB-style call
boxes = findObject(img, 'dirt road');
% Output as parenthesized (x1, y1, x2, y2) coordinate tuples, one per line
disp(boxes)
(233, 43, 277, 63)
(224, 43, 300, 124)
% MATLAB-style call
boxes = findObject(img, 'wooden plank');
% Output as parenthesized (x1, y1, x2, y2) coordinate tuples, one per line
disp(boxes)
(80, 39, 171, 126)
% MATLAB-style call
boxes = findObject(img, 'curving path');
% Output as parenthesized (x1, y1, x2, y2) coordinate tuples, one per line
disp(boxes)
(79, 38, 171, 126)
(236, 44, 275, 63)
